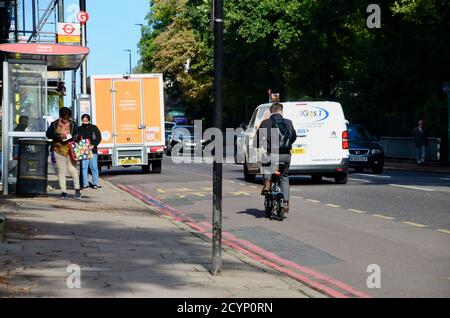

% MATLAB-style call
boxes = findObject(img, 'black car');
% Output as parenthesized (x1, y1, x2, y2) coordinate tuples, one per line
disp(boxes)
(164, 122, 176, 151)
(167, 125, 208, 156)
(347, 124, 384, 174)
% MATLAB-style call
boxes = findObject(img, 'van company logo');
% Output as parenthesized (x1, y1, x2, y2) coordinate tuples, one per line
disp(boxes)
(298, 106, 329, 122)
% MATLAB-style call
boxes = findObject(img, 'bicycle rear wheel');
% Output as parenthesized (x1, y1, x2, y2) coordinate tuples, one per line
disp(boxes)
(277, 197, 285, 221)
(264, 196, 272, 218)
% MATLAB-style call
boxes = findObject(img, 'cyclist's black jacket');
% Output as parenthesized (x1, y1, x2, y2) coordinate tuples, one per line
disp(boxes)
(257, 113, 297, 155)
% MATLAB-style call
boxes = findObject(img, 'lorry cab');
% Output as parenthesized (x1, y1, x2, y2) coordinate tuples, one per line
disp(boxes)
(242, 101, 349, 184)
(90, 74, 165, 173)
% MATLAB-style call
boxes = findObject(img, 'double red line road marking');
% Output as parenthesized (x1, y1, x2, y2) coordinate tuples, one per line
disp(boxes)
(118, 184, 370, 298)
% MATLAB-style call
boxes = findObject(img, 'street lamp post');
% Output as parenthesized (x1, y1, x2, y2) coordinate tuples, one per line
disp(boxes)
(211, 0, 223, 276)
(124, 49, 132, 74)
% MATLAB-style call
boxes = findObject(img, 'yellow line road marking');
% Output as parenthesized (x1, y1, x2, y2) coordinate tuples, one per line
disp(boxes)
(326, 204, 341, 208)
(402, 221, 427, 228)
(230, 191, 251, 196)
(349, 209, 366, 214)
(192, 192, 207, 197)
(437, 229, 450, 235)
(307, 199, 321, 203)
(176, 188, 192, 192)
(372, 214, 396, 220)
(201, 187, 213, 191)
(156, 188, 166, 193)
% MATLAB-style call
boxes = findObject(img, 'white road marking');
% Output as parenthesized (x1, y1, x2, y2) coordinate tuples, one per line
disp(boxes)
(389, 184, 435, 192)
(307, 199, 321, 203)
(291, 195, 304, 199)
(224, 163, 243, 168)
(402, 221, 427, 228)
(437, 229, 450, 235)
(356, 173, 391, 178)
(372, 214, 396, 220)
(348, 209, 366, 214)
(326, 204, 341, 208)
(349, 178, 373, 183)
(439, 178, 450, 181)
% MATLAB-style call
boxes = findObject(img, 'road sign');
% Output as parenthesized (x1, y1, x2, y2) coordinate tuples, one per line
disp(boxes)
(271, 93, 280, 102)
(77, 11, 89, 24)
(57, 22, 80, 44)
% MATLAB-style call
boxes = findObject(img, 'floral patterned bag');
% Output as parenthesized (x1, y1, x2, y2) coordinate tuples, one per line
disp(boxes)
(69, 139, 94, 161)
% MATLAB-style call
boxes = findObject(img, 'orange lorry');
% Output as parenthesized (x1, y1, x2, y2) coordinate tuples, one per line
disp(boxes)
(89, 74, 165, 173)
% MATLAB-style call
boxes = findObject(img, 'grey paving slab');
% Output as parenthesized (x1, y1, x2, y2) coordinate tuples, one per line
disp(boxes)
(0, 169, 313, 298)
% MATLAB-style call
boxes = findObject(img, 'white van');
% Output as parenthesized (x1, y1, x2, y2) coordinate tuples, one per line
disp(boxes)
(240, 101, 349, 184)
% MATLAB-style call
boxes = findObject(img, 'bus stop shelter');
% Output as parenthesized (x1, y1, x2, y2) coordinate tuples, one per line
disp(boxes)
(1, 43, 89, 195)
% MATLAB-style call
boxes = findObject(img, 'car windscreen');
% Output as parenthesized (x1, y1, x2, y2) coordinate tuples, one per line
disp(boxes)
(172, 127, 195, 136)
(165, 123, 175, 131)
(348, 125, 373, 141)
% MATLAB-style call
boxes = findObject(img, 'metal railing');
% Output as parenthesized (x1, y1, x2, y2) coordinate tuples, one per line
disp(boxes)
(379, 137, 441, 161)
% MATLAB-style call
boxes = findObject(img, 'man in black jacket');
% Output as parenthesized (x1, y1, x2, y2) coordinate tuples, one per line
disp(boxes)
(257, 103, 297, 213)
(79, 114, 102, 189)
(412, 119, 428, 166)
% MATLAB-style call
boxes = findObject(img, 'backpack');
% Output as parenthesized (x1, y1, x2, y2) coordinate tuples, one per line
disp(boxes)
(270, 117, 292, 153)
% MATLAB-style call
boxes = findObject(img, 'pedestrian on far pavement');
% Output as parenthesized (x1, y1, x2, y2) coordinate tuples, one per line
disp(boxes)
(79, 114, 102, 189)
(412, 119, 428, 166)
(46, 107, 82, 199)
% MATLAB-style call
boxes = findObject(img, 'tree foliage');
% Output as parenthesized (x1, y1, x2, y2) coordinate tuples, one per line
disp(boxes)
(138, 0, 450, 142)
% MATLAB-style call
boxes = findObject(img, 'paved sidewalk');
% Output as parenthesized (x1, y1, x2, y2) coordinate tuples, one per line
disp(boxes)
(0, 169, 320, 298)
(384, 159, 450, 174)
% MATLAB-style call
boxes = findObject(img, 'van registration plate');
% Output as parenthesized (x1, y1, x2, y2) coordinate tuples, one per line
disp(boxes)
(119, 158, 142, 165)
(291, 147, 306, 155)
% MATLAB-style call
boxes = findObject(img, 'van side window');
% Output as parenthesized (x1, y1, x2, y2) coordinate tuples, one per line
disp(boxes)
(248, 110, 258, 128)
(254, 107, 270, 129)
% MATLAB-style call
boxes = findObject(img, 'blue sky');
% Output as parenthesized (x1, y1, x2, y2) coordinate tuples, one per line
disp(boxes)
(63, 0, 150, 104)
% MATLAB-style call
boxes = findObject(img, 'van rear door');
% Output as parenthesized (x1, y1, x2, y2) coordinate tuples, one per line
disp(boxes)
(112, 79, 144, 146)
(284, 102, 346, 167)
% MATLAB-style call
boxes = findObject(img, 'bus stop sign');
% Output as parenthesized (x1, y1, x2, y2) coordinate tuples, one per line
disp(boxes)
(77, 11, 89, 24)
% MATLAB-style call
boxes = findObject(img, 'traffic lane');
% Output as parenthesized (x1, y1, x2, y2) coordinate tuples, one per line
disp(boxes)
(213, 165, 450, 231)
(138, 181, 450, 297)
(106, 160, 450, 297)
(116, 176, 450, 297)
(351, 169, 450, 191)
(284, 176, 450, 231)
(178, 160, 450, 231)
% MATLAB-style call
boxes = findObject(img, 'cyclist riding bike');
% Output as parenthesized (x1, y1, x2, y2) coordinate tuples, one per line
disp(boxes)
(257, 102, 297, 214)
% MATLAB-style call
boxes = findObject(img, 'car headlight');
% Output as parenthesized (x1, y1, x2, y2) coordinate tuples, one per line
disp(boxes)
(371, 149, 383, 155)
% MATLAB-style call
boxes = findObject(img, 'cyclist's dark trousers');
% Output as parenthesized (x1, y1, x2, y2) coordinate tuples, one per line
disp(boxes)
(263, 154, 291, 201)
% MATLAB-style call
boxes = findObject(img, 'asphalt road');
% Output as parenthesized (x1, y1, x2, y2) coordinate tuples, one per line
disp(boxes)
(102, 157, 450, 298)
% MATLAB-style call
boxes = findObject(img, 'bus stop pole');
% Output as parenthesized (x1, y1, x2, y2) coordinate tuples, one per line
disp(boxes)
(80, 0, 87, 95)
(2, 61, 9, 195)
(211, 0, 223, 276)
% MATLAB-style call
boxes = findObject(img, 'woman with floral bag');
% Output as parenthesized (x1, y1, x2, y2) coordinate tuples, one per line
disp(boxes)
(46, 107, 81, 199)
(79, 114, 102, 190)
